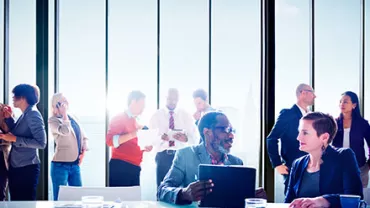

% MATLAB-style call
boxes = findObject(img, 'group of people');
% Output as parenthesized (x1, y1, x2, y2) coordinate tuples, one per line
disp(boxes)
(267, 83, 370, 207)
(0, 82, 369, 208)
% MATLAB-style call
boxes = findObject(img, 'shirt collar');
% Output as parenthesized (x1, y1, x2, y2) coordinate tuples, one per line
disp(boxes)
(164, 106, 177, 114)
(296, 104, 308, 116)
(125, 109, 135, 118)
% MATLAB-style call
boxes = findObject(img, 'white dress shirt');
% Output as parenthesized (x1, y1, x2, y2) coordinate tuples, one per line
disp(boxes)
(343, 128, 351, 148)
(149, 107, 199, 152)
(296, 104, 308, 116)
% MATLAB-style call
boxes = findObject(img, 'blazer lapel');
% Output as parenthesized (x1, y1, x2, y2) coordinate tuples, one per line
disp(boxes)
(196, 144, 211, 164)
(14, 105, 33, 129)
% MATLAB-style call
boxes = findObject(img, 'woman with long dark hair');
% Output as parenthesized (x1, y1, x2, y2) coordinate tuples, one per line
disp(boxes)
(332, 91, 370, 187)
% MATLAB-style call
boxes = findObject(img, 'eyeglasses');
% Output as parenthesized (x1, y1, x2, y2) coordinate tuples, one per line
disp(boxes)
(301, 89, 314, 93)
(213, 126, 236, 134)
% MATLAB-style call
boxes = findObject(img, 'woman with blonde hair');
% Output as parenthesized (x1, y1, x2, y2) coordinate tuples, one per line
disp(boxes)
(49, 93, 88, 200)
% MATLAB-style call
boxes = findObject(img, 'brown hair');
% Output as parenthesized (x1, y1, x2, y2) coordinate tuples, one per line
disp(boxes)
(302, 112, 338, 144)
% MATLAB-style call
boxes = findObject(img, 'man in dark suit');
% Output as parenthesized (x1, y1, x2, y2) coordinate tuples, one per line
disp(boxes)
(266, 83, 316, 193)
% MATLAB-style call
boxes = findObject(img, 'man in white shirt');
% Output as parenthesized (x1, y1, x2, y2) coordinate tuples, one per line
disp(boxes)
(149, 88, 199, 187)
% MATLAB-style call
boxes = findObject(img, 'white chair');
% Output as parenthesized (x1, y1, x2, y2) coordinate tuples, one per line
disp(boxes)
(58, 186, 141, 201)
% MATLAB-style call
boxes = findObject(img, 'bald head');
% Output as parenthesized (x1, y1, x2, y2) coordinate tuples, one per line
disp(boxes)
(296, 84, 311, 97)
(166, 88, 179, 110)
(296, 83, 316, 106)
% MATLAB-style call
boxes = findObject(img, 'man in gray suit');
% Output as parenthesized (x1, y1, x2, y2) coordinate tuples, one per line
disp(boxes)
(157, 111, 265, 205)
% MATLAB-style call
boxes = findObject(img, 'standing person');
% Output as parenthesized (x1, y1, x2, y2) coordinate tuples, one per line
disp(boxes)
(332, 91, 370, 188)
(0, 84, 47, 200)
(49, 93, 89, 200)
(106, 91, 153, 186)
(192, 89, 215, 143)
(149, 88, 198, 187)
(266, 83, 316, 193)
(0, 103, 12, 201)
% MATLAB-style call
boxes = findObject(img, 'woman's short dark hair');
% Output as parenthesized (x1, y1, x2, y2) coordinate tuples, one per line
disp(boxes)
(302, 112, 338, 144)
(341, 91, 362, 119)
(12, 84, 40, 105)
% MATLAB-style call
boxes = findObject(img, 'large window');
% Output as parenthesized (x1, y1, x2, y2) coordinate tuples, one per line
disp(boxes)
(365, 0, 370, 178)
(274, 0, 310, 202)
(108, 0, 157, 200)
(8, 0, 36, 116)
(159, 0, 209, 114)
(0, 0, 4, 103)
(315, 0, 361, 116)
(55, 0, 106, 194)
(210, 0, 261, 186)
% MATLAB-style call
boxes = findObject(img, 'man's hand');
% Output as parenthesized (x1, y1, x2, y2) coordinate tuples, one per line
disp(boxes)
(144, 145, 153, 152)
(289, 197, 330, 208)
(193, 111, 201, 121)
(161, 133, 169, 141)
(255, 187, 267, 199)
(173, 132, 187, 142)
(58, 103, 68, 119)
(179, 180, 214, 202)
(275, 164, 289, 175)
(78, 151, 85, 166)
(2, 105, 12, 118)
(0, 133, 16, 142)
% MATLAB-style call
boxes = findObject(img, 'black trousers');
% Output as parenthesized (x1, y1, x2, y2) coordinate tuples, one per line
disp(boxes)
(155, 150, 175, 187)
(109, 159, 141, 187)
(8, 164, 40, 201)
(0, 152, 7, 201)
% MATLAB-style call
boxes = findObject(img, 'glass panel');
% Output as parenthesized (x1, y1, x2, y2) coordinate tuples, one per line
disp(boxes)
(315, 0, 361, 116)
(159, 0, 209, 113)
(57, 0, 106, 195)
(108, 0, 157, 200)
(8, 0, 36, 116)
(364, 0, 370, 186)
(47, 0, 55, 200)
(274, 0, 310, 202)
(211, 0, 261, 186)
(0, 0, 4, 103)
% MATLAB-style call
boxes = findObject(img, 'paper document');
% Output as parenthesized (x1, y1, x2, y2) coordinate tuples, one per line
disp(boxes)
(137, 129, 159, 149)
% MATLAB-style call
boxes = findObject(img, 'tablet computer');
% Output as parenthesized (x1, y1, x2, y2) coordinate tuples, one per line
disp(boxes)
(198, 164, 256, 208)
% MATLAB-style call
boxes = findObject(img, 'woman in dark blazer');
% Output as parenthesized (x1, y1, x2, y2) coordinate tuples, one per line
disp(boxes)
(285, 112, 362, 208)
(332, 91, 370, 187)
(0, 84, 47, 200)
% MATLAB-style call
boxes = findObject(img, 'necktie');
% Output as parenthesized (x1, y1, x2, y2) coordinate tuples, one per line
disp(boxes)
(169, 111, 175, 130)
(169, 111, 175, 147)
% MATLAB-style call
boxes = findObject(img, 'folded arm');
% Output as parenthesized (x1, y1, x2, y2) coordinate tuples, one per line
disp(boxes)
(13, 111, 47, 149)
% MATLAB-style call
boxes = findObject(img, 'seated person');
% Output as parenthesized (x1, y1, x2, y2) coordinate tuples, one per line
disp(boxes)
(285, 112, 363, 208)
(157, 111, 265, 205)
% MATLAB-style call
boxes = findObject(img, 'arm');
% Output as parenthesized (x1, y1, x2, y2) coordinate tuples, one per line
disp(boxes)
(322, 149, 363, 207)
(266, 109, 289, 168)
(284, 160, 297, 203)
(157, 149, 190, 205)
(4, 117, 16, 131)
(48, 117, 72, 137)
(363, 121, 370, 166)
(13, 111, 47, 149)
(106, 116, 137, 148)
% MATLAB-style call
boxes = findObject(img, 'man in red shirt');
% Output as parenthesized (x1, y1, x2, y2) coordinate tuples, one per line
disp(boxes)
(106, 91, 152, 186)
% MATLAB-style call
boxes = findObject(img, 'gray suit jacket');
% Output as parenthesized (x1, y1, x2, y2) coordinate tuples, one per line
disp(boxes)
(157, 143, 243, 205)
(5, 105, 47, 168)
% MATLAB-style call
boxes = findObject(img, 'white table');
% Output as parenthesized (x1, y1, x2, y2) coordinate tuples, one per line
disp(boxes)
(0, 201, 290, 208)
